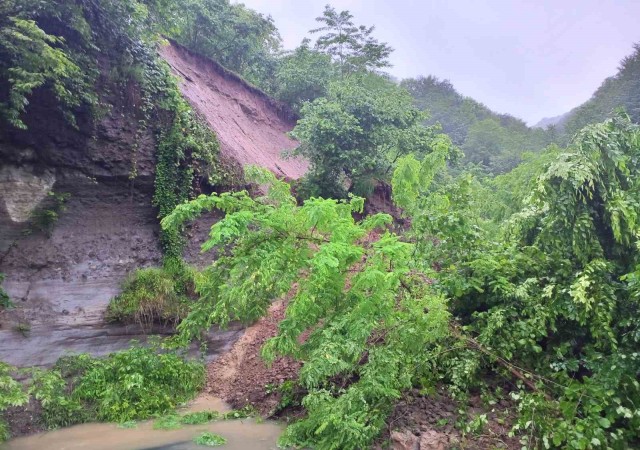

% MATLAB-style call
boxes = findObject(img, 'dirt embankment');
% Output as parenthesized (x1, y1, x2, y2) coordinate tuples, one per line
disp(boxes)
(159, 41, 308, 181)
(205, 300, 302, 416)
(0, 38, 310, 368)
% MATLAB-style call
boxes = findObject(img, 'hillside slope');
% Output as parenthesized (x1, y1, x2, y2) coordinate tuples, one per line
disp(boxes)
(401, 76, 552, 172)
(0, 41, 305, 367)
(561, 44, 640, 136)
(159, 41, 308, 180)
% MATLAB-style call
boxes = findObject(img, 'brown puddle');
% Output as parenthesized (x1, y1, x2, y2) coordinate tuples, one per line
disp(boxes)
(1, 396, 283, 450)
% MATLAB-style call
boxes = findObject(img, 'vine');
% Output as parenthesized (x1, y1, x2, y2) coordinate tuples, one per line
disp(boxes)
(150, 59, 224, 258)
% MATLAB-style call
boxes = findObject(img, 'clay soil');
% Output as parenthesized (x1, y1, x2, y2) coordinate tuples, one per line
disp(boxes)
(159, 41, 308, 181)
(204, 300, 302, 416)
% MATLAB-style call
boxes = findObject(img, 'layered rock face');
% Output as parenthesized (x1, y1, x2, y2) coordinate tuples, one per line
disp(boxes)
(0, 83, 164, 366)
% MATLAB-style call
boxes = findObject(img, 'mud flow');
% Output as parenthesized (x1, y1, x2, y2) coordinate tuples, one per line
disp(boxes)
(159, 41, 307, 180)
(1, 397, 282, 450)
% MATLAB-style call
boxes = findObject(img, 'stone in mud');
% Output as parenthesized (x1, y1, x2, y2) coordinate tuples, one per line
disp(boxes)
(419, 429, 449, 450)
(390, 430, 419, 450)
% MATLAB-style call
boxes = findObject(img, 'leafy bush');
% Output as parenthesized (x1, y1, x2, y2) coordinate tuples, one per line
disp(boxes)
(106, 258, 196, 328)
(0, 362, 29, 441)
(399, 113, 640, 449)
(30, 345, 204, 427)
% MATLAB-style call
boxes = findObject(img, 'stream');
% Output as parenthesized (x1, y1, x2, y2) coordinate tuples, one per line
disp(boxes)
(1, 397, 282, 450)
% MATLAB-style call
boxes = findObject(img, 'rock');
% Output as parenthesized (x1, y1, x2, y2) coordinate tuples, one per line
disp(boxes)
(390, 430, 419, 450)
(419, 429, 449, 450)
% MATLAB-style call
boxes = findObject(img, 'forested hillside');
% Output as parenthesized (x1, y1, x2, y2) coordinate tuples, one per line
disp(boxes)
(560, 44, 640, 136)
(0, 1, 639, 450)
(401, 76, 557, 173)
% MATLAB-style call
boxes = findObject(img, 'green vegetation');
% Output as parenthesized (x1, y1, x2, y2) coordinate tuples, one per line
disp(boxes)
(193, 432, 227, 447)
(291, 74, 447, 199)
(310, 5, 393, 75)
(27, 191, 70, 237)
(106, 258, 196, 328)
(273, 40, 336, 113)
(2, 1, 640, 448)
(152, 407, 253, 430)
(162, 165, 452, 448)
(164, 112, 640, 449)
(0, 363, 29, 442)
(402, 76, 555, 173)
(153, 413, 183, 430)
(0, 273, 11, 310)
(30, 345, 204, 428)
(180, 410, 220, 425)
(562, 44, 640, 136)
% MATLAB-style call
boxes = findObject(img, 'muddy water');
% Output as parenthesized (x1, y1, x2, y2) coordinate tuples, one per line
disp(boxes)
(2, 397, 283, 450)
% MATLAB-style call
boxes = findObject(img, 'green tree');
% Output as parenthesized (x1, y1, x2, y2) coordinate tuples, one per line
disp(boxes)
(415, 113, 640, 449)
(0, 11, 94, 129)
(273, 39, 337, 112)
(166, 0, 281, 86)
(310, 5, 393, 75)
(162, 166, 452, 449)
(291, 74, 439, 198)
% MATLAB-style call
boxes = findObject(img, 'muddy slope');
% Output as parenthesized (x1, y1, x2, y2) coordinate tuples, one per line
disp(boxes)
(0, 43, 307, 367)
(159, 41, 308, 180)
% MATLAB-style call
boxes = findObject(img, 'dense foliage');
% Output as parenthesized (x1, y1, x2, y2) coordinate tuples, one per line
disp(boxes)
(562, 44, 640, 136)
(415, 114, 640, 449)
(162, 164, 452, 449)
(106, 258, 196, 327)
(273, 40, 337, 113)
(149, 0, 281, 88)
(291, 74, 445, 198)
(0, 363, 28, 441)
(402, 76, 556, 173)
(31, 345, 204, 427)
(2, 2, 640, 449)
(163, 113, 640, 449)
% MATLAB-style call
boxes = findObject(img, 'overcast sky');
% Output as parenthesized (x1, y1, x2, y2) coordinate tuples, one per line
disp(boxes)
(233, 0, 640, 125)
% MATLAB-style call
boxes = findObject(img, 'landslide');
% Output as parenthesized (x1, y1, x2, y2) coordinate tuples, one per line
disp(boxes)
(159, 41, 308, 180)
(0, 42, 305, 367)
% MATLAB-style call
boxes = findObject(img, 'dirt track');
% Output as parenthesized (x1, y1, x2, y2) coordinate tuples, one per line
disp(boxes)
(159, 41, 308, 180)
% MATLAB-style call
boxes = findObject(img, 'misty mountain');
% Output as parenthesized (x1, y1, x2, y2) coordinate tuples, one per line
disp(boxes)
(401, 76, 554, 173)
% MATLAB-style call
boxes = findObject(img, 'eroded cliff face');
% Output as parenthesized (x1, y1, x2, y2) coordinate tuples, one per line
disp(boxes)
(159, 41, 308, 180)
(0, 45, 303, 367)
(0, 80, 165, 366)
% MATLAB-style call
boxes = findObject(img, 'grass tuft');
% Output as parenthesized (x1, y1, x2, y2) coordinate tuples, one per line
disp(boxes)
(193, 432, 227, 447)
(180, 410, 220, 425)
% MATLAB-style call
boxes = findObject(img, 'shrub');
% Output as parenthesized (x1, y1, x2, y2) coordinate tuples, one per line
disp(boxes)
(0, 362, 29, 441)
(106, 258, 196, 328)
(30, 345, 205, 427)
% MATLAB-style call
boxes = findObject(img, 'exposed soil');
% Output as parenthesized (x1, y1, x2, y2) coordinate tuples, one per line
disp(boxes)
(383, 389, 520, 450)
(204, 299, 302, 416)
(0, 40, 308, 368)
(3, 399, 44, 439)
(159, 41, 308, 181)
